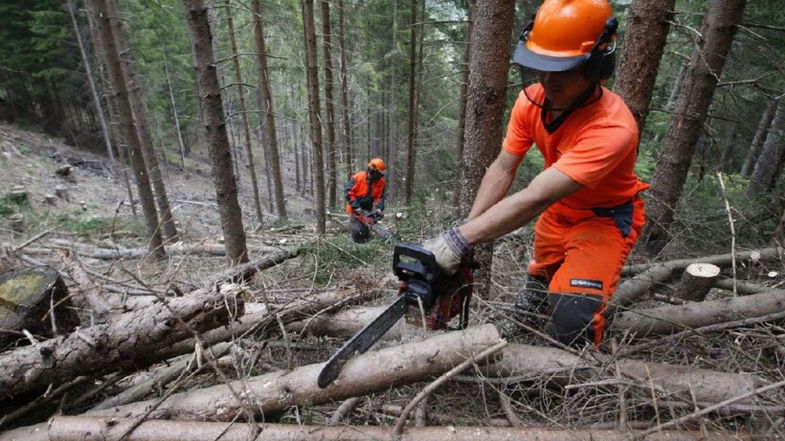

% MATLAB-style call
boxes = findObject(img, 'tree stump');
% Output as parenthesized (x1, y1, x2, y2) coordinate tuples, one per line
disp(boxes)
(9, 213, 24, 232)
(8, 185, 28, 205)
(674, 262, 721, 301)
(43, 194, 57, 206)
(55, 185, 70, 202)
(0, 267, 79, 349)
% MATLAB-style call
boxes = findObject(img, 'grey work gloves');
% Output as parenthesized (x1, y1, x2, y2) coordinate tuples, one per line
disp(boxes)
(422, 226, 472, 274)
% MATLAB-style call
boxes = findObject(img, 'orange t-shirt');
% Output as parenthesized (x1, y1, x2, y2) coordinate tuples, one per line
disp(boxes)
(503, 84, 648, 209)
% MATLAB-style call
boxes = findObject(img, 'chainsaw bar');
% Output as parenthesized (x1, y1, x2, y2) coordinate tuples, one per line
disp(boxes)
(370, 224, 399, 244)
(317, 295, 408, 388)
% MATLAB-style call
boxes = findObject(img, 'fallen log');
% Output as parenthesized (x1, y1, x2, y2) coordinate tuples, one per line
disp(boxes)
(87, 324, 502, 421)
(622, 247, 783, 277)
(50, 238, 282, 260)
(0, 422, 48, 441)
(47, 417, 748, 441)
(612, 289, 785, 337)
(610, 264, 673, 309)
(288, 305, 404, 340)
(674, 263, 721, 301)
(714, 278, 774, 295)
(481, 344, 760, 404)
(0, 284, 244, 398)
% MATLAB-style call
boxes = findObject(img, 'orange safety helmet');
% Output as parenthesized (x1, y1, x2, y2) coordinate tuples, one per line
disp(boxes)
(367, 158, 386, 173)
(513, 0, 618, 76)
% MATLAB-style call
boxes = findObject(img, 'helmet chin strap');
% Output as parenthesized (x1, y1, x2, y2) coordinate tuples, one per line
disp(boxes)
(522, 82, 604, 134)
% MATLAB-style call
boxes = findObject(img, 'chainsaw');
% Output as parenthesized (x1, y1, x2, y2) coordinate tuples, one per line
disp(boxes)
(317, 243, 474, 388)
(352, 210, 399, 243)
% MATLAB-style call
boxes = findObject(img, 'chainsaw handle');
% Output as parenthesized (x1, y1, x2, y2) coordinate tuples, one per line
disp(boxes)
(393, 244, 437, 283)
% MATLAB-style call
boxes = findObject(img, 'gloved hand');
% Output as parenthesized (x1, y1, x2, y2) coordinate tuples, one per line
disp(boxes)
(370, 209, 384, 220)
(422, 226, 472, 275)
(352, 206, 363, 215)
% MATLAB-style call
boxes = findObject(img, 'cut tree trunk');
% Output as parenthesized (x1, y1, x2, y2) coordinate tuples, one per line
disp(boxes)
(482, 344, 760, 405)
(86, 324, 501, 421)
(46, 417, 748, 441)
(0, 285, 244, 398)
(673, 263, 721, 301)
(612, 289, 785, 337)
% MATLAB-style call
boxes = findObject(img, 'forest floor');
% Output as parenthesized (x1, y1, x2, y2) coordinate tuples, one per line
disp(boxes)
(1, 122, 784, 440)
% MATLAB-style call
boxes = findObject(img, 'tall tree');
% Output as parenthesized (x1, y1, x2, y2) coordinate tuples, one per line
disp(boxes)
(613, 0, 676, 133)
(182, 0, 248, 265)
(338, 0, 353, 178)
(452, 2, 472, 217)
(746, 99, 785, 197)
(403, 0, 418, 204)
(252, 0, 287, 220)
(641, 0, 747, 256)
(302, 0, 327, 233)
(741, 98, 778, 177)
(106, 0, 179, 241)
(322, 0, 338, 209)
(460, 0, 514, 294)
(224, 0, 265, 227)
(89, 0, 165, 257)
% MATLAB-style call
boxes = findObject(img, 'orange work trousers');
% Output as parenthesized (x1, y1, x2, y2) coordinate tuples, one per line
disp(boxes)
(527, 198, 645, 347)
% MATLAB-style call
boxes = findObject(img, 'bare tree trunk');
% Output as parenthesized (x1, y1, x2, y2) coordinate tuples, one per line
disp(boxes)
(302, 0, 326, 233)
(338, 0, 353, 178)
(224, 0, 265, 227)
(613, 0, 676, 133)
(89, 0, 164, 257)
(641, 0, 747, 257)
(404, 0, 418, 205)
(746, 98, 785, 196)
(741, 98, 778, 177)
(460, 0, 514, 295)
(67, 0, 114, 165)
(182, 0, 248, 265)
(252, 0, 287, 220)
(322, 0, 338, 209)
(107, 0, 179, 241)
(164, 59, 187, 170)
(452, 3, 472, 217)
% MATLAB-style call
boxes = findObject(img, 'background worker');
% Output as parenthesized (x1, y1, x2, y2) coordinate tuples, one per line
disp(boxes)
(424, 0, 648, 348)
(345, 158, 387, 243)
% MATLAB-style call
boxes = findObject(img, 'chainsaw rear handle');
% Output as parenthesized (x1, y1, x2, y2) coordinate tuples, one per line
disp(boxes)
(393, 244, 437, 283)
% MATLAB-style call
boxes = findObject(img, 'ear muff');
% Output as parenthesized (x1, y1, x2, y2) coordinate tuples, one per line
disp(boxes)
(581, 17, 619, 82)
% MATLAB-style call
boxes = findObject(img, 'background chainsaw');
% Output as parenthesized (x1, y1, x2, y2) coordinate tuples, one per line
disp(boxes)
(317, 243, 473, 388)
(352, 210, 398, 243)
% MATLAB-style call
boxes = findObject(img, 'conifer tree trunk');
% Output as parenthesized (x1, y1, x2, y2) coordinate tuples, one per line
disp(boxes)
(613, 0, 676, 133)
(89, 0, 165, 257)
(182, 0, 248, 265)
(164, 59, 187, 170)
(321, 0, 338, 209)
(404, 0, 418, 205)
(338, 0, 353, 178)
(741, 98, 778, 177)
(252, 0, 287, 220)
(302, 0, 327, 233)
(106, 0, 179, 242)
(641, 0, 746, 257)
(746, 99, 785, 197)
(224, 0, 265, 227)
(452, 1, 472, 217)
(461, 0, 514, 296)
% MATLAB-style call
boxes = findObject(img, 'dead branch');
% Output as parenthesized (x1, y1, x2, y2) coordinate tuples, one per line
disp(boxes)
(621, 247, 783, 277)
(45, 417, 750, 441)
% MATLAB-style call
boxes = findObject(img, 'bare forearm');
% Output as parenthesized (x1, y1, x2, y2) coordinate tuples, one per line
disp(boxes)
(461, 189, 549, 244)
(468, 158, 517, 219)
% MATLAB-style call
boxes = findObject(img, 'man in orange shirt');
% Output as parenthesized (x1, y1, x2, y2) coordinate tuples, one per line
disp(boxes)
(425, 0, 647, 347)
(345, 158, 387, 243)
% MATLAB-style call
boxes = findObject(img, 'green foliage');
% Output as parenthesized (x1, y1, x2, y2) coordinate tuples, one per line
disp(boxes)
(305, 235, 390, 284)
(0, 193, 31, 218)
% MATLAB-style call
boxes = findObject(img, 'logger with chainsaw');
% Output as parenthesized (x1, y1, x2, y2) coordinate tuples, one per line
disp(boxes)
(344, 158, 387, 243)
(424, 0, 649, 348)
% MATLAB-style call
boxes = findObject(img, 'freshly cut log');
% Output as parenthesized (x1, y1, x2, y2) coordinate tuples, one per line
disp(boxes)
(481, 344, 760, 404)
(612, 289, 785, 336)
(288, 305, 404, 339)
(0, 422, 48, 441)
(0, 267, 78, 348)
(674, 263, 721, 301)
(87, 324, 502, 421)
(47, 417, 748, 441)
(622, 247, 783, 277)
(0, 285, 244, 398)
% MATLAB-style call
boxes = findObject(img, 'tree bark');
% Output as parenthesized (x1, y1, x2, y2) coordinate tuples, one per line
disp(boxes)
(302, 0, 327, 233)
(612, 289, 785, 337)
(741, 98, 777, 177)
(338, 0, 353, 177)
(613, 0, 676, 133)
(321, 0, 338, 209)
(404, 0, 418, 205)
(610, 263, 673, 309)
(164, 59, 187, 169)
(223, 0, 265, 227)
(673, 262, 721, 302)
(0, 285, 243, 398)
(621, 247, 783, 277)
(641, 0, 747, 256)
(460, 0, 514, 296)
(107, 0, 179, 241)
(251, 0, 287, 220)
(452, 3, 472, 217)
(287, 305, 405, 340)
(85, 325, 501, 420)
(746, 99, 785, 196)
(89, 0, 164, 257)
(47, 418, 744, 441)
(182, 0, 248, 265)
